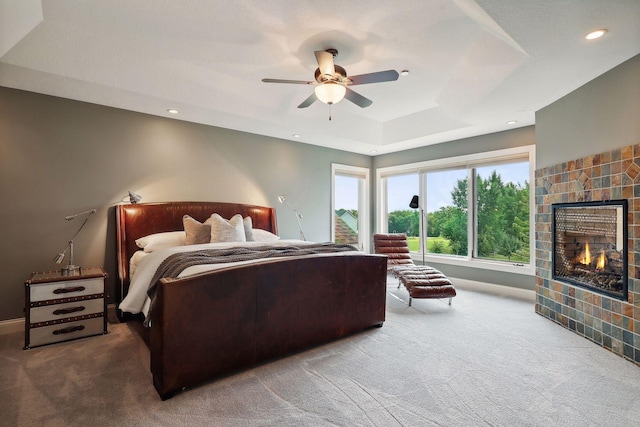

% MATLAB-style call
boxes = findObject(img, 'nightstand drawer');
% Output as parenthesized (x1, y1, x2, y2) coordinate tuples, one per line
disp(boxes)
(29, 298, 104, 324)
(29, 277, 104, 302)
(29, 317, 105, 347)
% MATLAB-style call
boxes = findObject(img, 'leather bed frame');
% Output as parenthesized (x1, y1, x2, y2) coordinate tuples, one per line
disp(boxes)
(116, 202, 387, 399)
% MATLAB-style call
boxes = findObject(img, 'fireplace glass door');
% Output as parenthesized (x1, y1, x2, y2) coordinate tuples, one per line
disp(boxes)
(552, 200, 628, 300)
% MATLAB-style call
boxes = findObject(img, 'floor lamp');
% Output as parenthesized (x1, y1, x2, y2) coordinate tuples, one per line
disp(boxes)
(409, 195, 426, 266)
(278, 195, 306, 241)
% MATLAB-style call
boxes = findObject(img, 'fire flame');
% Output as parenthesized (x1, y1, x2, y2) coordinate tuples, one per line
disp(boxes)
(596, 250, 606, 270)
(578, 243, 607, 270)
(579, 242, 591, 265)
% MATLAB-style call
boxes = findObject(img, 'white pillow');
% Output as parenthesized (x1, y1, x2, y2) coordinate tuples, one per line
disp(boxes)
(243, 216, 255, 241)
(135, 231, 186, 253)
(252, 229, 280, 242)
(210, 213, 246, 243)
(129, 250, 149, 276)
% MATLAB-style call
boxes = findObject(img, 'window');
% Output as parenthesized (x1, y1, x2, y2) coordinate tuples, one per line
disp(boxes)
(384, 173, 420, 251)
(474, 162, 530, 263)
(425, 168, 468, 256)
(332, 164, 370, 252)
(377, 146, 534, 274)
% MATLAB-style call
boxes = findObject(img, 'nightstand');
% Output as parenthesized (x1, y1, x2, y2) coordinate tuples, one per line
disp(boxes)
(24, 267, 108, 349)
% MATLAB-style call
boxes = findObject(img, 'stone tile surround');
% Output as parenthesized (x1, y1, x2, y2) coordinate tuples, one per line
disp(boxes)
(535, 144, 640, 365)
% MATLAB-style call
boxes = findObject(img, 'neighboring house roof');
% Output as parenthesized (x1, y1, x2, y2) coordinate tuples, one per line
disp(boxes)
(338, 210, 358, 233)
(334, 214, 358, 246)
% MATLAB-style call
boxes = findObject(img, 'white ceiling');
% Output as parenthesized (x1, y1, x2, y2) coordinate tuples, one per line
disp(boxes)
(1, 0, 639, 155)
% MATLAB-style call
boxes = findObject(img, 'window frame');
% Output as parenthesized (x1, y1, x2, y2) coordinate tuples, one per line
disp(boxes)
(376, 145, 535, 275)
(331, 163, 371, 253)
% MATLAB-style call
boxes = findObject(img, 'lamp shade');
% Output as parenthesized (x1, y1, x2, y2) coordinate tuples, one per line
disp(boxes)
(314, 82, 346, 105)
(409, 195, 419, 209)
(128, 191, 142, 204)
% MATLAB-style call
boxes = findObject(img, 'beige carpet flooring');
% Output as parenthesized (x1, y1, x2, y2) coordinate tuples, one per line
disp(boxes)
(2, 279, 640, 427)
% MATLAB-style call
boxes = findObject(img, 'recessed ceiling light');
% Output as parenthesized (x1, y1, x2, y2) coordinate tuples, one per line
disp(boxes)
(292, 134, 300, 138)
(586, 29, 607, 40)
(507, 120, 518, 125)
(166, 109, 179, 114)
(400, 70, 410, 76)
(370, 150, 378, 153)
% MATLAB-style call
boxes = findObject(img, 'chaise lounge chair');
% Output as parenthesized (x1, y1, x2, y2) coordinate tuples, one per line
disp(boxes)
(373, 233, 456, 306)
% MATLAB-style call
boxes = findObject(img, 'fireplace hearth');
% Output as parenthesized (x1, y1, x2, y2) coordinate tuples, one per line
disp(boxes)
(552, 200, 628, 300)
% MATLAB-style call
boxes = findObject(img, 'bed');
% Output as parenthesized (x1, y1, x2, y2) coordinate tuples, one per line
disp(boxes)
(116, 201, 387, 399)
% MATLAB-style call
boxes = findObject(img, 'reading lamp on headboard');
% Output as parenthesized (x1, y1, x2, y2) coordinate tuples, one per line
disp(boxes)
(126, 191, 142, 204)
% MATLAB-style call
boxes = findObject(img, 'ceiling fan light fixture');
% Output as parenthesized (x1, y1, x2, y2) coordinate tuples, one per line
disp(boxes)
(314, 82, 346, 105)
(263, 48, 398, 109)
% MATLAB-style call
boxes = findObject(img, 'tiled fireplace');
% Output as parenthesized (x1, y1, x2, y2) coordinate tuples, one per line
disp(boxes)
(553, 200, 628, 300)
(535, 144, 640, 365)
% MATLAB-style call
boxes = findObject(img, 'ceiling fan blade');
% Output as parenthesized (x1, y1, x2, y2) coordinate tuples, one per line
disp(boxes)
(348, 70, 399, 86)
(344, 88, 372, 108)
(314, 50, 335, 77)
(297, 93, 318, 108)
(262, 78, 313, 85)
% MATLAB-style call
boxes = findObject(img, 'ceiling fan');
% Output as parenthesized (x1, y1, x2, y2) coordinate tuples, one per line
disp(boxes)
(262, 49, 399, 109)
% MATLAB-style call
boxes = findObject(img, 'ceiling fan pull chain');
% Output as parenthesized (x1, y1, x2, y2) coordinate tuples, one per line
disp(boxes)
(329, 104, 332, 121)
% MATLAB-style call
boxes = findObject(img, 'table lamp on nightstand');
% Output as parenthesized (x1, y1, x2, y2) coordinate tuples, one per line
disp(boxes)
(53, 208, 96, 275)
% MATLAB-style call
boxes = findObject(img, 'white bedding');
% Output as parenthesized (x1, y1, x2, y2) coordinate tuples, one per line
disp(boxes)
(119, 239, 313, 316)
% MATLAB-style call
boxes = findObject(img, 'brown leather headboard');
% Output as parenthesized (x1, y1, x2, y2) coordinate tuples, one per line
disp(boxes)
(116, 202, 277, 306)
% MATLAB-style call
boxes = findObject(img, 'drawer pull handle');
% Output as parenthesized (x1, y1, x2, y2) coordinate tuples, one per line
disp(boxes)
(52, 306, 86, 316)
(53, 286, 86, 294)
(52, 325, 85, 335)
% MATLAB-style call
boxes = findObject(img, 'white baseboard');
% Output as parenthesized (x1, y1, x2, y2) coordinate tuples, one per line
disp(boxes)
(0, 317, 24, 335)
(0, 304, 118, 336)
(450, 277, 536, 302)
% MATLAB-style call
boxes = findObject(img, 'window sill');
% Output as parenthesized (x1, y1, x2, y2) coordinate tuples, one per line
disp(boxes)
(411, 253, 535, 276)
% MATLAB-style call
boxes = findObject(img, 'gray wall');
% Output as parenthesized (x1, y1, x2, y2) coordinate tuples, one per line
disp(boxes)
(536, 54, 640, 169)
(373, 126, 537, 290)
(0, 87, 370, 321)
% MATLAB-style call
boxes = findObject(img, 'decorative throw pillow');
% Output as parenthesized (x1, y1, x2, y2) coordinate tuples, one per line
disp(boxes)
(135, 231, 186, 253)
(210, 213, 247, 243)
(243, 216, 255, 241)
(183, 215, 212, 245)
(252, 229, 280, 242)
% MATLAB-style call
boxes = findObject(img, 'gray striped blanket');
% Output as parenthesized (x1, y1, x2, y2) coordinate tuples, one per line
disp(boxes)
(144, 242, 358, 324)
